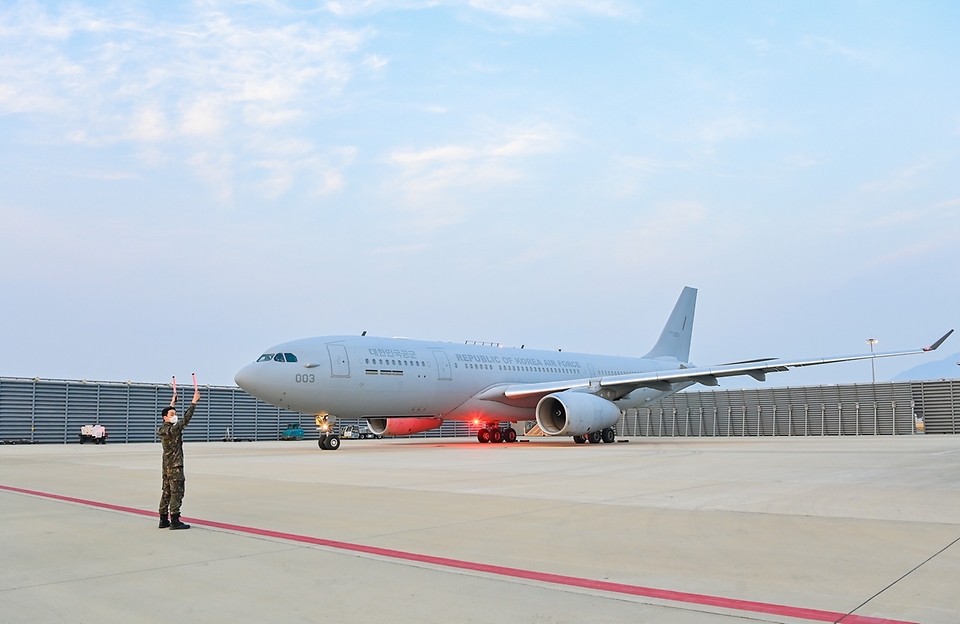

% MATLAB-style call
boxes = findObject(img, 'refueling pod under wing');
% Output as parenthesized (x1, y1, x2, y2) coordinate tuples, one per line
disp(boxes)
(366, 417, 444, 437)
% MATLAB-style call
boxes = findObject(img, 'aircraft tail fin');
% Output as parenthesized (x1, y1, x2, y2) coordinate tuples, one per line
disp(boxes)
(643, 287, 697, 362)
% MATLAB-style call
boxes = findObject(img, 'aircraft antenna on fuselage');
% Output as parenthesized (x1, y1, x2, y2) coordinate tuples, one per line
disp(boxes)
(643, 286, 698, 362)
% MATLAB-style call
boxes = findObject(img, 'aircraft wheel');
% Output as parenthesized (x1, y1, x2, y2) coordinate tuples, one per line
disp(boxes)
(318, 435, 328, 450)
(504, 428, 517, 443)
(601, 428, 616, 444)
(490, 428, 503, 443)
(588, 431, 602, 444)
(326, 435, 341, 450)
(573, 435, 586, 444)
(477, 429, 490, 443)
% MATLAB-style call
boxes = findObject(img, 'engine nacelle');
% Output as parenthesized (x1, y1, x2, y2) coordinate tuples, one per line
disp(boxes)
(535, 391, 621, 437)
(365, 417, 443, 437)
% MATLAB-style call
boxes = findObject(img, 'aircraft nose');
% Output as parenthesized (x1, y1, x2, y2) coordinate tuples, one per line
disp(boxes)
(234, 364, 258, 395)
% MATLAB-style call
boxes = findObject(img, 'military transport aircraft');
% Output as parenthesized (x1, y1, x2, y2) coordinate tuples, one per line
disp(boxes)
(234, 287, 952, 450)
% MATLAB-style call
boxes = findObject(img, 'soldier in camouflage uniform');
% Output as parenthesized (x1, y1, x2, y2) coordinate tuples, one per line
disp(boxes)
(158, 388, 200, 530)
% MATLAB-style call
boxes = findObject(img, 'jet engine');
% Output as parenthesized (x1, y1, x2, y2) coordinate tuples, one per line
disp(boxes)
(365, 417, 444, 437)
(535, 391, 621, 437)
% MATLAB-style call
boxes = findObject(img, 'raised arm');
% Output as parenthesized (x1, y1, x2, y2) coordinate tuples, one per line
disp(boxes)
(177, 389, 201, 430)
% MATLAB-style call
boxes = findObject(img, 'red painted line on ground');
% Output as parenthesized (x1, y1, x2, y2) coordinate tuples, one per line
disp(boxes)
(0, 484, 914, 624)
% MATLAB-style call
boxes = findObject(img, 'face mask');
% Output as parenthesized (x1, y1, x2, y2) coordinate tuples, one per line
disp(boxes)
(169, 415, 178, 424)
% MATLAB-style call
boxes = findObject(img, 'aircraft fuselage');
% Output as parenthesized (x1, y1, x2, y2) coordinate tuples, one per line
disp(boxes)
(234, 336, 692, 423)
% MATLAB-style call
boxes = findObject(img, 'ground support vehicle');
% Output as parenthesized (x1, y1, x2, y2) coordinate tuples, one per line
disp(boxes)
(341, 425, 380, 440)
(280, 423, 305, 440)
(79, 424, 108, 444)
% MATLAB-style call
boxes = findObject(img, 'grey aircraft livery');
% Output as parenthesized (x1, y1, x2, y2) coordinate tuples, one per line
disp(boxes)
(234, 287, 953, 450)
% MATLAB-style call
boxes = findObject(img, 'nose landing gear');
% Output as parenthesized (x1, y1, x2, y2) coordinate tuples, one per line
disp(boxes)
(319, 434, 341, 450)
(477, 424, 517, 444)
(316, 414, 341, 450)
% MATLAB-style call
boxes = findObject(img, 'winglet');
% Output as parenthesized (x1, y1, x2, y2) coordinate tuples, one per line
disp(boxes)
(924, 329, 954, 352)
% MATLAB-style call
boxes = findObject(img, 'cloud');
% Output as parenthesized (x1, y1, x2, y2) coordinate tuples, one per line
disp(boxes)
(389, 123, 561, 185)
(180, 96, 227, 137)
(465, 0, 629, 20)
(321, 0, 632, 20)
(129, 107, 169, 142)
(362, 54, 390, 69)
(385, 122, 565, 228)
(0, 1, 371, 200)
(249, 143, 357, 198)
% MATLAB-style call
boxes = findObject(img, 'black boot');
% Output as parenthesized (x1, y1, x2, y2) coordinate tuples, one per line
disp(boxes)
(169, 513, 190, 530)
(159, 513, 170, 529)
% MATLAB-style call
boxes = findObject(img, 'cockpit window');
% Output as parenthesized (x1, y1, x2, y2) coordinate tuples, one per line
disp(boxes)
(257, 354, 275, 362)
(283, 353, 298, 362)
(273, 353, 285, 362)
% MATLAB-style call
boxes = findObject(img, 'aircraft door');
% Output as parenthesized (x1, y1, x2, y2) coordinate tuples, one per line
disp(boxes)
(432, 351, 452, 380)
(587, 363, 596, 377)
(327, 344, 351, 377)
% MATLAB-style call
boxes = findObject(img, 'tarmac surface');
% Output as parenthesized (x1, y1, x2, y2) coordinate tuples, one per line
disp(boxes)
(1, 435, 959, 623)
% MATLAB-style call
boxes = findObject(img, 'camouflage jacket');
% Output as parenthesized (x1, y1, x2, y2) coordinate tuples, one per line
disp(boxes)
(158, 402, 196, 474)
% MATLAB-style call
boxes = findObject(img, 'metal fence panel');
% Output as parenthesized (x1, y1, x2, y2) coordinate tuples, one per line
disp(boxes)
(1, 376, 957, 443)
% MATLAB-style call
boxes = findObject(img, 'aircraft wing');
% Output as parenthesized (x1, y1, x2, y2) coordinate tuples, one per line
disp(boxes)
(499, 330, 954, 402)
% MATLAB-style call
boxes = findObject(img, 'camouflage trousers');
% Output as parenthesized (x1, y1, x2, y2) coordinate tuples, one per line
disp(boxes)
(159, 467, 185, 515)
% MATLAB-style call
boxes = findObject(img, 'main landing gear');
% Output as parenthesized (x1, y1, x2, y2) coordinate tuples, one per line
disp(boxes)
(477, 425, 517, 444)
(573, 428, 617, 445)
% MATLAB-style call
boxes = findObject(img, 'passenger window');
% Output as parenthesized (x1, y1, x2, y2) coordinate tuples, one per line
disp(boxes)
(284, 353, 297, 362)
(274, 353, 285, 362)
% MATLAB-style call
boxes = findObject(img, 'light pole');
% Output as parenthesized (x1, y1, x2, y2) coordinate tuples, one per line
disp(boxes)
(866, 338, 878, 384)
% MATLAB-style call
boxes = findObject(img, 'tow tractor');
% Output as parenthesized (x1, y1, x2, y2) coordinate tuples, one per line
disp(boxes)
(79, 424, 108, 444)
(280, 423, 305, 440)
(316, 414, 340, 450)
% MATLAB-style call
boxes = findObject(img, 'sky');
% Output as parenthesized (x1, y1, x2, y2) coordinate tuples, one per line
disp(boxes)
(1, 0, 958, 387)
